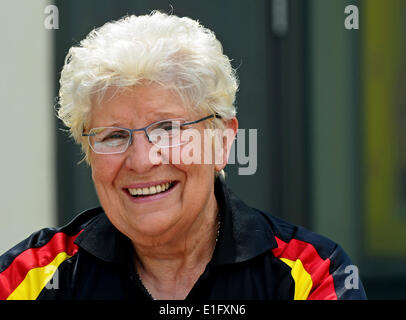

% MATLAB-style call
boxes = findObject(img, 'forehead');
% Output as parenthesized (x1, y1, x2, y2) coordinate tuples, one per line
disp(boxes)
(89, 84, 193, 127)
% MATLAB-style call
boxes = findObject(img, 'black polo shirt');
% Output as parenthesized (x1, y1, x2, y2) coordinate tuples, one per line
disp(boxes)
(0, 178, 367, 300)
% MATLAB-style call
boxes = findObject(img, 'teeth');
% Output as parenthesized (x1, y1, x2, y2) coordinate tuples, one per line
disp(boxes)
(128, 182, 172, 196)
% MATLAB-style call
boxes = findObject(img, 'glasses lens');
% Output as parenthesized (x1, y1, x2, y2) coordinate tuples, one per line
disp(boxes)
(89, 127, 130, 154)
(148, 119, 185, 148)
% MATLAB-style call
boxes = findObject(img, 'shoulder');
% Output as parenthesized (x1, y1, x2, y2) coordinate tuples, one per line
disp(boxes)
(255, 209, 367, 300)
(0, 207, 103, 300)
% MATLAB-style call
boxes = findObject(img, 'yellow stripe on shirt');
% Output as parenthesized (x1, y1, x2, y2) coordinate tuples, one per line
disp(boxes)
(280, 258, 313, 300)
(7, 252, 71, 300)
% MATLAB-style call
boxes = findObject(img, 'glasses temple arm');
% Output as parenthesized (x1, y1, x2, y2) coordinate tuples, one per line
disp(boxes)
(181, 114, 222, 127)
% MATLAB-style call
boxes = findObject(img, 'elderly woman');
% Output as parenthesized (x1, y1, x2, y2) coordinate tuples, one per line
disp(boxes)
(0, 12, 366, 300)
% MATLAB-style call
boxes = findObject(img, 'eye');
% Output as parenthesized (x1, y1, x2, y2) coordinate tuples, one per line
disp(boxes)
(148, 120, 185, 147)
(92, 128, 130, 148)
(102, 130, 128, 141)
(156, 121, 182, 132)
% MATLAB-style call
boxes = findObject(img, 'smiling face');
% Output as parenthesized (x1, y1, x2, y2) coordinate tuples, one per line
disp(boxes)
(88, 83, 231, 246)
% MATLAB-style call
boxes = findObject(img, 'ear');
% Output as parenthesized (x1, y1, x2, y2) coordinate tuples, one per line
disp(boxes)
(214, 117, 238, 172)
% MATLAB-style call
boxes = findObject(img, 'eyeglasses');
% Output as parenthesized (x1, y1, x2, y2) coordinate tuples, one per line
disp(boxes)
(82, 114, 221, 154)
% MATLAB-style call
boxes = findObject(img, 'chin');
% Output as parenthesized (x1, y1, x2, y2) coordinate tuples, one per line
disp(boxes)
(121, 207, 182, 240)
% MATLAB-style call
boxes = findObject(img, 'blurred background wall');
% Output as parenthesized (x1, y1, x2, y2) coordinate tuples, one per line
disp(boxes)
(0, 0, 55, 255)
(1, 0, 405, 299)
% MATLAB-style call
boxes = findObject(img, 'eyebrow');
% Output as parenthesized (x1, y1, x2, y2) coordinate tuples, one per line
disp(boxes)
(149, 111, 185, 120)
(99, 112, 187, 128)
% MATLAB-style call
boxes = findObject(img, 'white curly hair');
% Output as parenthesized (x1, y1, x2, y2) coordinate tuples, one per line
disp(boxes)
(57, 11, 239, 176)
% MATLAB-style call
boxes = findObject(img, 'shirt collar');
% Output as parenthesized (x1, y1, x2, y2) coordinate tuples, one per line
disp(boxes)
(210, 176, 277, 266)
(74, 210, 133, 264)
(75, 177, 277, 265)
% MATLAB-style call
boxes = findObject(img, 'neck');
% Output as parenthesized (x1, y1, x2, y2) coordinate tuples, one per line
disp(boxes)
(132, 192, 220, 299)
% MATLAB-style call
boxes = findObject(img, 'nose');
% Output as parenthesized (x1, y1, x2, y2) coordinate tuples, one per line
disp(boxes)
(124, 131, 161, 173)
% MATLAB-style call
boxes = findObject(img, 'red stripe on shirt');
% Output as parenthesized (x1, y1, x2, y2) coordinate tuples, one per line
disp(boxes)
(0, 231, 81, 300)
(272, 236, 338, 300)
